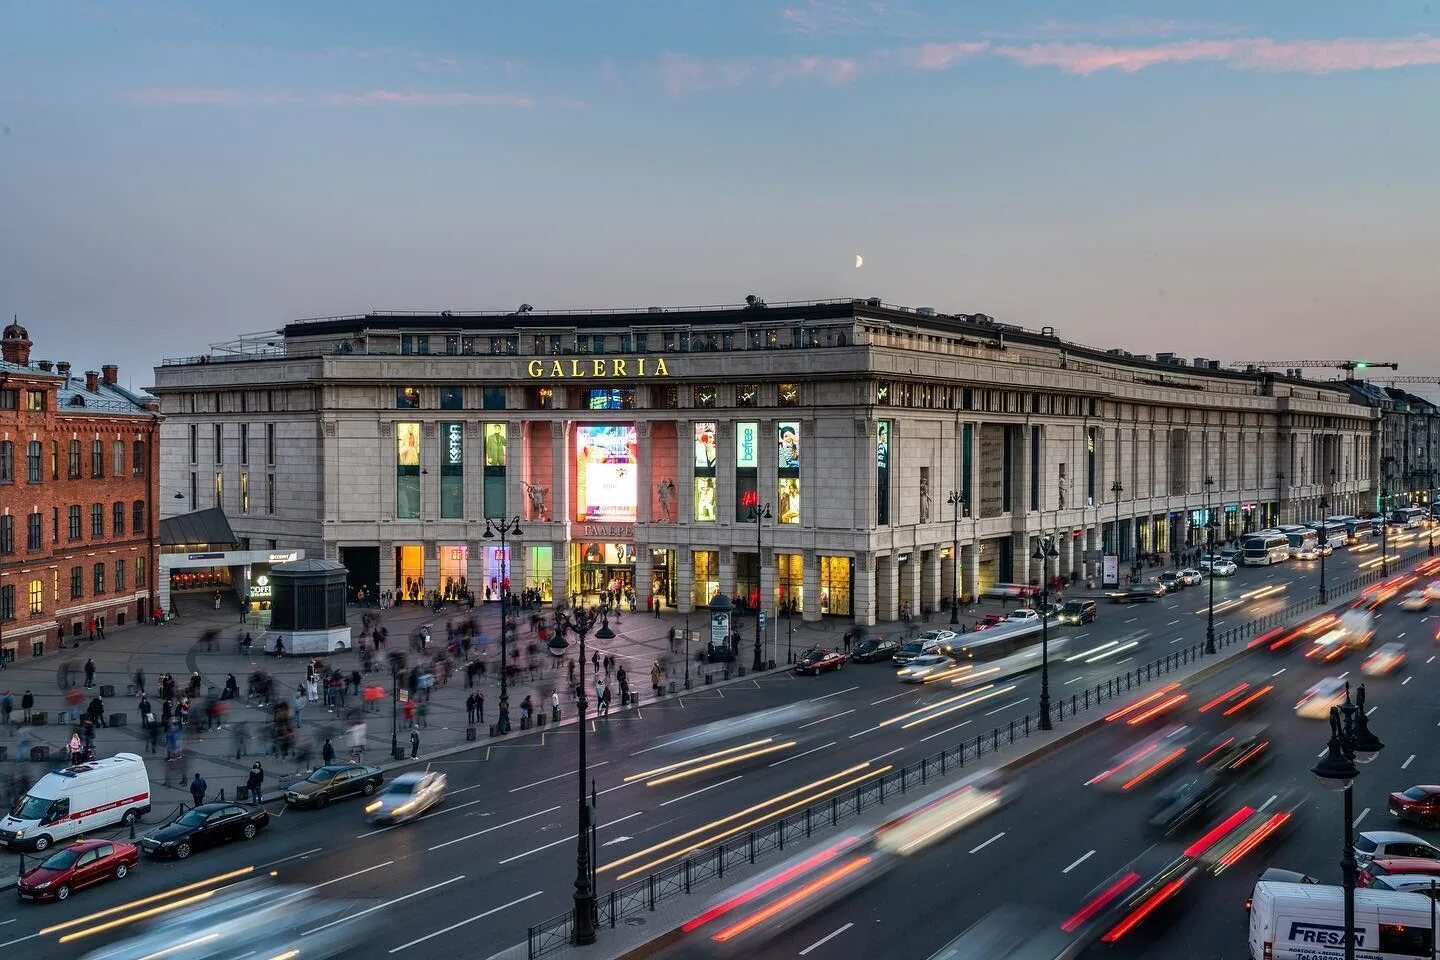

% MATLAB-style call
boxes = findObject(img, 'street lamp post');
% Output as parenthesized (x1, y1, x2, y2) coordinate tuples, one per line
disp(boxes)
(947, 490, 964, 624)
(1204, 476, 1217, 655)
(746, 503, 772, 672)
(684, 611, 691, 690)
(1311, 683, 1385, 960)
(1380, 467, 1392, 572)
(390, 658, 403, 760)
(555, 605, 614, 946)
(483, 516, 523, 734)
(1032, 534, 1059, 731)
(1276, 471, 1286, 528)
(1320, 469, 1334, 604)
(1110, 480, 1124, 585)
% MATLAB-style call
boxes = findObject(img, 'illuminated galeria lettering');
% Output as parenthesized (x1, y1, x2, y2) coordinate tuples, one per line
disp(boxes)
(526, 358, 671, 378)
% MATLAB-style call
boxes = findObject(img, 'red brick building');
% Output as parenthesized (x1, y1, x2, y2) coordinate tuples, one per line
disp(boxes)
(1, 318, 162, 661)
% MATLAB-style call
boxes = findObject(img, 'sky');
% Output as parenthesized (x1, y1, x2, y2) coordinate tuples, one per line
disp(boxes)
(2, 1, 1439, 389)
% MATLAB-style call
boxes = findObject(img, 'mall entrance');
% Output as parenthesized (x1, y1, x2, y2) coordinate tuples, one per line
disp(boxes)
(568, 542, 636, 605)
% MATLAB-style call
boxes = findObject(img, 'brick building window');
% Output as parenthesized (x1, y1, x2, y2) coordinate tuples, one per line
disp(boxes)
(27, 441, 41, 483)
(0, 440, 12, 482)
(113, 502, 125, 535)
(0, 388, 16, 409)
(132, 439, 146, 477)
(135, 556, 146, 588)
(25, 390, 45, 412)
(113, 440, 124, 475)
(0, 584, 13, 621)
(91, 502, 104, 538)
(133, 500, 145, 532)
(70, 565, 83, 599)
(29, 578, 43, 613)
(67, 439, 81, 479)
(115, 559, 126, 591)
(91, 439, 104, 478)
(93, 562, 105, 594)
(0, 515, 13, 554)
(27, 512, 41, 550)
(67, 504, 81, 540)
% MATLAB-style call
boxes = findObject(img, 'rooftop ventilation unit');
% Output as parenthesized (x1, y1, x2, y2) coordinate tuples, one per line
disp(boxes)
(916, 307, 936, 317)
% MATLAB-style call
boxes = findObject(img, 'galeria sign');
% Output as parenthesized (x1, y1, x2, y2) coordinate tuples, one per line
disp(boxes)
(527, 358, 671, 378)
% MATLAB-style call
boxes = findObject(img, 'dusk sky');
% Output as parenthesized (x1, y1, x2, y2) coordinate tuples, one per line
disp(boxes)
(3, 1, 1438, 388)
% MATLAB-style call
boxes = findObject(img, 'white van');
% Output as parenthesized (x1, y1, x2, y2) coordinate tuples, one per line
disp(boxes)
(1248, 880, 1435, 959)
(0, 754, 151, 852)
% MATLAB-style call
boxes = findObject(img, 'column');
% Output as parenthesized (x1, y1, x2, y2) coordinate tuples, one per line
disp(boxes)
(678, 421, 694, 524)
(551, 545, 569, 610)
(853, 553, 875, 626)
(1012, 533, 1031, 586)
(1069, 529, 1083, 583)
(876, 554, 899, 622)
(634, 549, 653, 612)
(940, 551, 956, 612)
(423, 541, 438, 599)
(552, 421, 568, 524)
(962, 543, 979, 604)
(422, 422, 440, 521)
(465, 422, 484, 520)
(759, 544, 775, 617)
(802, 549, 820, 623)
(920, 549, 940, 615)
(379, 542, 396, 598)
(467, 539, 484, 599)
(717, 420, 734, 530)
(505, 420, 523, 521)
(719, 548, 735, 602)
(635, 421, 651, 525)
(677, 549, 694, 614)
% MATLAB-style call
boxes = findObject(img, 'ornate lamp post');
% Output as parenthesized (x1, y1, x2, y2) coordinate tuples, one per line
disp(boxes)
(555, 605, 614, 946)
(1032, 533, 1059, 730)
(1311, 684, 1384, 960)
(746, 503, 772, 671)
(1320, 469, 1334, 603)
(1110, 480, 1124, 584)
(482, 516, 523, 733)
(947, 490, 964, 624)
(1204, 475, 1217, 655)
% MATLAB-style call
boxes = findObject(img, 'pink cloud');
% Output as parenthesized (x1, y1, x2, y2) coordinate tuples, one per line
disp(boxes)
(903, 41, 990, 70)
(659, 51, 859, 98)
(994, 34, 1440, 75)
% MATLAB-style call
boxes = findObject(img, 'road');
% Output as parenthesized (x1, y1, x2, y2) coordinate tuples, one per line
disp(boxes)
(2, 541, 1429, 959)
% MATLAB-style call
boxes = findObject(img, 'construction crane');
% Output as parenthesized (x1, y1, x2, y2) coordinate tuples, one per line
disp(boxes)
(1230, 359, 1398, 381)
(1375, 377, 1440, 386)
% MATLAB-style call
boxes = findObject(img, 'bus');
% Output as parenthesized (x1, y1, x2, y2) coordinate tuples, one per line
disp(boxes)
(943, 621, 1070, 689)
(1330, 515, 1374, 543)
(1389, 506, 1426, 530)
(1284, 526, 1321, 560)
(1242, 531, 1291, 566)
(1307, 520, 1348, 550)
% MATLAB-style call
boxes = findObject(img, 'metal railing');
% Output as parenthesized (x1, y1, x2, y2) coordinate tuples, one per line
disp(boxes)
(525, 547, 1428, 958)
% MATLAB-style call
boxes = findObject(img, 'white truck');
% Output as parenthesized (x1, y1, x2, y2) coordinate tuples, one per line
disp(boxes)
(1248, 880, 1436, 959)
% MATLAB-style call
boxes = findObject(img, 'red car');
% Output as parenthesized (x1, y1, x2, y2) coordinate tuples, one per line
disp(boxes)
(1358, 856, 1440, 888)
(17, 839, 138, 902)
(974, 614, 1007, 631)
(1389, 786, 1440, 828)
(793, 648, 846, 675)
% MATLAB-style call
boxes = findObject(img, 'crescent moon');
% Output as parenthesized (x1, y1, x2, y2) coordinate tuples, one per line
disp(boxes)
(855, 254, 864, 269)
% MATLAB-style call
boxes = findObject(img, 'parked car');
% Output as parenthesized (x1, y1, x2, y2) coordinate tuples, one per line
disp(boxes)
(364, 771, 448, 826)
(915, 629, 958, 646)
(794, 647, 847, 675)
(1389, 785, 1440, 828)
(850, 636, 901, 663)
(892, 641, 928, 665)
(1370, 875, 1440, 899)
(896, 654, 958, 683)
(284, 763, 385, 809)
(1156, 572, 1182, 592)
(140, 803, 269, 860)
(1178, 568, 1203, 586)
(17, 839, 138, 902)
(973, 614, 1007, 630)
(1059, 600, 1097, 625)
(1005, 609, 1040, 624)
(1354, 831, 1440, 867)
(1358, 857, 1440, 888)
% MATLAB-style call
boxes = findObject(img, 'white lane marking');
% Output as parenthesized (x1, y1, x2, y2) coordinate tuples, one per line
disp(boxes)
(870, 692, 907, 706)
(1167, 619, 1181, 626)
(1318, 748, 1329, 759)
(429, 806, 561, 851)
(0, 935, 37, 948)
(303, 860, 395, 892)
(355, 798, 489, 838)
(1115, 658, 1133, 666)
(800, 709, 857, 729)
(1367, 706, 1378, 716)
(799, 922, 855, 956)
(969, 832, 1006, 854)
(510, 761, 611, 792)
(1272, 668, 1287, 677)
(1169, 637, 1182, 644)
(389, 890, 545, 953)
(868, 747, 904, 764)
(302, 875, 466, 936)
(1403, 754, 1416, 770)
(1354, 807, 1371, 828)
(770, 741, 838, 767)
(918, 719, 972, 744)
(809, 685, 859, 703)
(1073, 633, 1090, 640)
(1215, 621, 1226, 627)
(1403, 676, 1413, 686)
(1259, 794, 1279, 813)
(261, 846, 323, 868)
(1338, 671, 1349, 680)
(598, 781, 636, 797)
(495, 811, 645, 864)
(1063, 850, 1096, 874)
(1399, 633, 1407, 639)
(1064, 676, 1084, 685)
(983, 697, 1030, 717)
(1429, 656, 1437, 664)
(848, 724, 884, 739)
(1125, 618, 1138, 624)
(660, 776, 743, 807)
(0, 920, 14, 927)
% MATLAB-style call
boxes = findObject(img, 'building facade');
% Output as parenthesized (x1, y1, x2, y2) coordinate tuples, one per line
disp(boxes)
(1, 319, 162, 661)
(151, 300, 1378, 626)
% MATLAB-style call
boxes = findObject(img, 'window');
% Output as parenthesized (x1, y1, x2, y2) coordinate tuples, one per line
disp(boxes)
(51, 506, 57, 542)
(214, 424, 223, 464)
(91, 503, 104, 538)
(266, 423, 275, 465)
(70, 565, 83, 599)
(93, 562, 105, 594)
(27, 512, 41, 550)
(1379, 923, 1433, 957)
(115, 558, 126, 591)
(660, 386, 678, 409)
(692, 385, 718, 408)
(49, 440, 57, 479)
(240, 472, 249, 513)
(130, 437, 146, 477)
(777, 383, 799, 406)
(0, 584, 13, 621)
(396, 422, 421, 519)
(439, 386, 464, 410)
(444, 335, 461, 355)
(482, 387, 507, 410)
(267, 474, 275, 514)
(67, 439, 81, 479)
(135, 556, 146, 589)
(189, 472, 197, 506)
(113, 501, 125, 535)
(214, 471, 223, 507)
(112, 440, 124, 475)
(0, 515, 12, 554)
(396, 386, 421, 409)
(239, 424, 249, 464)
(0, 388, 16, 409)
(587, 388, 635, 410)
(26, 441, 41, 483)
(619, 333, 633, 353)
(25, 390, 45, 411)
(91, 439, 104, 478)
(28, 579, 42, 614)
(400, 334, 430, 355)
(529, 386, 555, 409)
(736, 384, 758, 408)
(189, 424, 198, 463)
(0, 440, 11, 482)
(67, 504, 81, 540)
(132, 500, 145, 532)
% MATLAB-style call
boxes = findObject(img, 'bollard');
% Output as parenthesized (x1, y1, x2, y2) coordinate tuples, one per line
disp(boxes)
(466, 726, 477, 741)
(129, 818, 136, 840)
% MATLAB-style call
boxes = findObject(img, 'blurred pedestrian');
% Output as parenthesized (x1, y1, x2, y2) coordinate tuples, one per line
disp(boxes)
(190, 773, 207, 807)
(409, 725, 420, 759)
(322, 737, 335, 765)
(246, 762, 264, 804)
(84, 658, 96, 688)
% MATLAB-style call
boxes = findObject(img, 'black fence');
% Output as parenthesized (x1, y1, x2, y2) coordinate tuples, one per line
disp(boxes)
(526, 547, 1429, 958)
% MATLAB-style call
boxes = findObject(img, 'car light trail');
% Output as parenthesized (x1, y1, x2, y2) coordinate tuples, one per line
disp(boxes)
(1087, 744, 1159, 786)
(880, 690, 990, 728)
(1183, 806, 1256, 858)
(710, 856, 873, 943)
(1120, 747, 1187, 791)
(625, 739, 780, 782)
(877, 792, 1002, 855)
(644, 741, 798, 786)
(1222, 686, 1274, 716)
(137, 934, 221, 960)
(947, 665, 1002, 685)
(1100, 876, 1189, 942)
(1195, 736, 1235, 766)
(1104, 684, 1180, 723)
(681, 838, 861, 933)
(39, 866, 256, 936)
(1061, 872, 1140, 933)
(900, 685, 1016, 730)
(1066, 639, 1118, 662)
(1248, 627, 1286, 649)
(56, 891, 219, 943)
(1125, 693, 1188, 725)
(612, 766, 894, 880)
(1085, 641, 1140, 663)
(1226, 740, 1270, 769)
(1215, 812, 1291, 873)
(1198, 683, 1249, 713)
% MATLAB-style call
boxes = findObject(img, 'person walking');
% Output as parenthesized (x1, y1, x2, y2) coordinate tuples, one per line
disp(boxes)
(475, 689, 484, 724)
(0, 691, 11, 727)
(21, 690, 33, 724)
(551, 689, 560, 722)
(321, 737, 336, 765)
(190, 773, 208, 808)
(84, 658, 96, 688)
(465, 692, 476, 725)
(246, 762, 264, 804)
(409, 724, 421, 759)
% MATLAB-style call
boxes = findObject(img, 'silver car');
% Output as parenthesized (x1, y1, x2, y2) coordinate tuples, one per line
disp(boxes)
(364, 770, 447, 825)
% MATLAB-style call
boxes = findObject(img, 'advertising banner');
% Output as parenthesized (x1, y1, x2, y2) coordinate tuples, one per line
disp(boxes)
(575, 424, 639, 522)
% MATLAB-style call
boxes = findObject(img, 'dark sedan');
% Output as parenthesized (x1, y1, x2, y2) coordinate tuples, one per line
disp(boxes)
(850, 636, 901, 663)
(1389, 785, 1440, 828)
(18, 840, 138, 902)
(139, 803, 269, 860)
(285, 763, 385, 809)
(1109, 584, 1164, 604)
(794, 647, 846, 675)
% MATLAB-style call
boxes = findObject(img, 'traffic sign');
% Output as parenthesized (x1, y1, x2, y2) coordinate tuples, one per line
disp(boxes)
(758, 611, 767, 628)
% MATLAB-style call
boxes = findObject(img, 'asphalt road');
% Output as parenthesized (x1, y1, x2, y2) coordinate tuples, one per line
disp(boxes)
(2, 540, 1429, 960)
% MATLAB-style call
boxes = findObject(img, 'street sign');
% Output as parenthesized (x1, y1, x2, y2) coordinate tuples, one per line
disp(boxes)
(758, 611, 767, 628)
(1102, 555, 1120, 588)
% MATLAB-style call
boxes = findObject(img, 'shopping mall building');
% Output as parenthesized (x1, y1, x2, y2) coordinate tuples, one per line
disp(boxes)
(150, 299, 1379, 626)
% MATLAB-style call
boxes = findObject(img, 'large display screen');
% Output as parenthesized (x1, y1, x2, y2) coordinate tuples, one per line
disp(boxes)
(778, 422, 800, 470)
(575, 424, 638, 522)
(736, 422, 759, 468)
(695, 422, 717, 470)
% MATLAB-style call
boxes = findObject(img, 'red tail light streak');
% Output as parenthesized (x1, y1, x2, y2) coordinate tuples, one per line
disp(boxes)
(1100, 876, 1189, 942)
(1105, 684, 1180, 723)
(1126, 693, 1188, 726)
(1121, 747, 1187, 791)
(1198, 684, 1249, 713)
(1062, 872, 1140, 933)
(682, 838, 859, 933)
(709, 856, 873, 942)
(1215, 812, 1291, 872)
(1183, 806, 1256, 858)
(1222, 686, 1274, 716)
